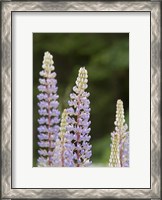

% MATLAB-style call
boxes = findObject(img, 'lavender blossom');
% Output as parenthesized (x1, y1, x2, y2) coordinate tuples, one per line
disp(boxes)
(37, 52, 60, 167)
(108, 99, 129, 167)
(53, 109, 75, 167)
(67, 67, 92, 167)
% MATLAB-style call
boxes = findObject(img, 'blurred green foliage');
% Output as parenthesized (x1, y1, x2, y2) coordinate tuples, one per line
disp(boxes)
(33, 33, 129, 167)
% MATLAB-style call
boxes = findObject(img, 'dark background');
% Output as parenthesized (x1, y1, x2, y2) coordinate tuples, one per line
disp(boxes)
(33, 33, 129, 167)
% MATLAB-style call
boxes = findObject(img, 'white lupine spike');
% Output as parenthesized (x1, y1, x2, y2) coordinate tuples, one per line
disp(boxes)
(53, 109, 75, 167)
(108, 133, 121, 167)
(108, 99, 129, 167)
(114, 99, 125, 129)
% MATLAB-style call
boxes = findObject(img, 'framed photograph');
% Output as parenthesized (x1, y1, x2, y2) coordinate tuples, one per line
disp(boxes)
(1, 0, 161, 199)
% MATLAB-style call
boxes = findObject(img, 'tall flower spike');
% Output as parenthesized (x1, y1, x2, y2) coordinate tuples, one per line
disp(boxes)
(109, 132, 121, 167)
(37, 52, 60, 167)
(53, 109, 75, 167)
(108, 99, 129, 167)
(67, 67, 92, 167)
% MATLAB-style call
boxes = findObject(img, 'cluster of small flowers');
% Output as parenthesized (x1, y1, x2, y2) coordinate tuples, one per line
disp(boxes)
(53, 109, 75, 167)
(66, 67, 92, 167)
(37, 52, 92, 167)
(108, 100, 129, 167)
(37, 52, 129, 167)
(37, 52, 60, 167)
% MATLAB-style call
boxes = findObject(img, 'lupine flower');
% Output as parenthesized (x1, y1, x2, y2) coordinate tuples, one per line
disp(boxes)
(67, 67, 92, 167)
(109, 132, 121, 167)
(53, 109, 75, 167)
(37, 52, 60, 167)
(108, 99, 129, 167)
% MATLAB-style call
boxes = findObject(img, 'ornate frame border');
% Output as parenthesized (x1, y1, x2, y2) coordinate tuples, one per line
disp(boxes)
(1, 1, 161, 199)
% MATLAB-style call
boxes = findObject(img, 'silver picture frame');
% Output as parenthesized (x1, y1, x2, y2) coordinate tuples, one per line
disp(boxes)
(1, 1, 161, 199)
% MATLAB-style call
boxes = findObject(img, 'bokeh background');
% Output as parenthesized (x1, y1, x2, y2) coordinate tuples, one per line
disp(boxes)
(33, 33, 129, 167)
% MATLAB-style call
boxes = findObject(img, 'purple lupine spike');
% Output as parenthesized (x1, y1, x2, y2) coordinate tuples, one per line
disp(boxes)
(67, 67, 92, 167)
(37, 52, 60, 167)
(108, 99, 129, 167)
(53, 109, 75, 167)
